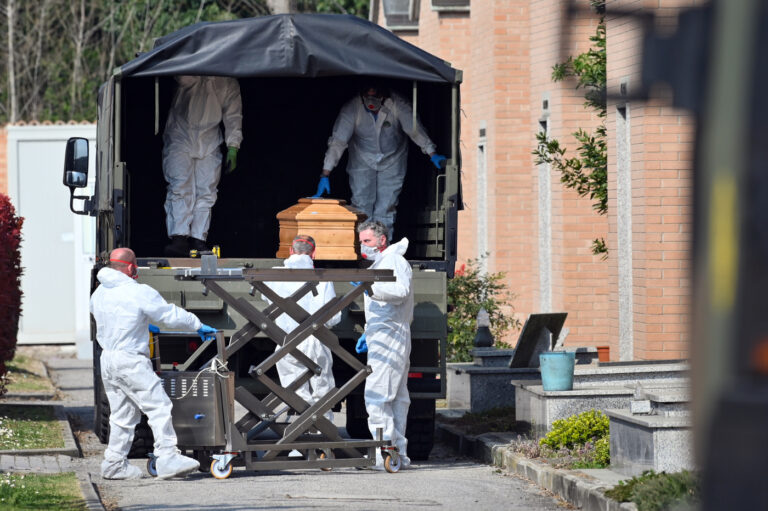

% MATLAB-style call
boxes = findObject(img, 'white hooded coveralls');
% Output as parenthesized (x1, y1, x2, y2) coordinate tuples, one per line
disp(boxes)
(163, 75, 243, 241)
(90, 267, 202, 469)
(323, 93, 436, 236)
(263, 254, 341, 418)
(363, 238, 414, 464)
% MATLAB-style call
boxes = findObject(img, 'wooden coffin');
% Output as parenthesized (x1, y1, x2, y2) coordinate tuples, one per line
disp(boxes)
(275, 198, 366, 260)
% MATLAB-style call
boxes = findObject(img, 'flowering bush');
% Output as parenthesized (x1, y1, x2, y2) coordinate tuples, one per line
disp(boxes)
(511, 431, 610, 469)
(0, 194, 24, 394)
(447, 256, 521, 362)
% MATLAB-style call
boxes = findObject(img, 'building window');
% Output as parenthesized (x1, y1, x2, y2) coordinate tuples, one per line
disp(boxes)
(431, 0, 470, 12)
(383, 0, 420, 31)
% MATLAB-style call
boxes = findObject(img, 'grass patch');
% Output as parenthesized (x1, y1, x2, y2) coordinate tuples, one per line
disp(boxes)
(0, 472, 86, 510)
(4, 354, 54, 394)
(438, 406, 522, 435)
(0, 405, 64, 450)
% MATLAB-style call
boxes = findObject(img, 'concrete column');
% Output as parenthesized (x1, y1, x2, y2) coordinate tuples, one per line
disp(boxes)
(537, 97, 552, 312)
(477, 121, 488, 271)
(616, 103, 633, 360)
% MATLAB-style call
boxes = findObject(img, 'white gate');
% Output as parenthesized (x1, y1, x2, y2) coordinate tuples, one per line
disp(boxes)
(6, 125, 96, 359)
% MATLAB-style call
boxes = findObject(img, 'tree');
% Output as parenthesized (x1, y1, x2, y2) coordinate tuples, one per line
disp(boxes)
(0, 0, 369, 124)
(447, 257, 521, 362)
(2, 0, 17, 123)
(0, 194, 23, 395)
(533, 0, 607, 257)
(297, 0, 368, 16)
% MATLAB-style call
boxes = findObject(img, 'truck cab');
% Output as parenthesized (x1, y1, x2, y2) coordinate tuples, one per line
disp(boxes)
(64, 14, 462, 460)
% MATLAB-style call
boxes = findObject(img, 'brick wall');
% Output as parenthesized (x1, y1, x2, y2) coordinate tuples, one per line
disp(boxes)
(374, 0, 697, 360)
(606, 0, 698, 359)
(530, 1, 611, 349)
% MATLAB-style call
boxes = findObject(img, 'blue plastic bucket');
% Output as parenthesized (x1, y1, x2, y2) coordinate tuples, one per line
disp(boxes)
(539, 351, 576, 391)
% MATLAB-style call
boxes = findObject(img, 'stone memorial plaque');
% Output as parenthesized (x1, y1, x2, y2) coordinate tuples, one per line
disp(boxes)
(509, 313, 568, 368)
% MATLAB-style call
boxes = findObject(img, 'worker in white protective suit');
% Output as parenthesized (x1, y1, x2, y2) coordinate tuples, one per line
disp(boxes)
(354, 220, 414, 469)
(262, 235, 341, 421)
(315, 84, 446, 239)
(163, 75, 243, 256)
(90, 247, 218, 480)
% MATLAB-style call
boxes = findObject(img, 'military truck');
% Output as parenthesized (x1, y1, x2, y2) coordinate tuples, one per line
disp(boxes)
(63, 14, 462, 461)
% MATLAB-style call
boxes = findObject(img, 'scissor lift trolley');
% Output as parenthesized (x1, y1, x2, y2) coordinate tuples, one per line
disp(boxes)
(151, 256, 402, 478)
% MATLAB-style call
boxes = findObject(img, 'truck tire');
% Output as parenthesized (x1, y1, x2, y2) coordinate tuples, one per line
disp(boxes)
(346, 394, 436, 461)
(344, 393, 372, 440)
(92, 342, 154, 457)
(92, 342, 110, 444)
(405, 398, 436, 461)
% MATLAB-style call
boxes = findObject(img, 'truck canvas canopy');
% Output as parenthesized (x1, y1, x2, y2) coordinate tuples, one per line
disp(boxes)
(122, 14, 458, 83)
(99, 13, 461, 266)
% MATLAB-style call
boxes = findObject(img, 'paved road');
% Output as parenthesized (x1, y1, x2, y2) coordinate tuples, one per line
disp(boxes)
(41, 346, 571, 511)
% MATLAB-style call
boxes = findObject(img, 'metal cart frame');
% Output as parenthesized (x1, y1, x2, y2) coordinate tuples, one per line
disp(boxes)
(156, 255, 403, 477)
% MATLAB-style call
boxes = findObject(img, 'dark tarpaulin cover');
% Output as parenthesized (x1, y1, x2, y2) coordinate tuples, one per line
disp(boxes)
(119, 14, 458, 83)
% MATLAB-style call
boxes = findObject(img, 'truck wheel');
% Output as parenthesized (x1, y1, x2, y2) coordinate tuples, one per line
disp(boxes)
(344, 394, 372, 440)
(129, 418, 154, 458)
(405, 398, 436, 461)
(92, 341, 154, 457)
(93, 342, 110, 443)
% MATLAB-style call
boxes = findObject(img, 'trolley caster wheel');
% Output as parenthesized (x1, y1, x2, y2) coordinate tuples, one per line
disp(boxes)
(146, 457, 158, 477)
(318, 449, 334, 471)
(210, 459, 233, 480)
(384, 453, 401, 473)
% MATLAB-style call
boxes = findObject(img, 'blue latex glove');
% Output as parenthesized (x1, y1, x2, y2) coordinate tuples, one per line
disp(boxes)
(430, 154, 447, 169)
(355, 333, 368, 354)
(349, 281, 368, 296)
(224, 147, 238, 174)
(311, 176, 331, 198)
(148, 324, 160, 334)
(197, 324, 217, 342)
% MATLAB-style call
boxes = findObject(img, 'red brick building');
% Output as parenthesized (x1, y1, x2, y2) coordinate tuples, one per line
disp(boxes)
(371, 0, 698, 360)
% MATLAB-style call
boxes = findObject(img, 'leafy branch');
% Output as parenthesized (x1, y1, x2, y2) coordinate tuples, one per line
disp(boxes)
(533, 0, 607, 257)
(447, 257, 521, 362)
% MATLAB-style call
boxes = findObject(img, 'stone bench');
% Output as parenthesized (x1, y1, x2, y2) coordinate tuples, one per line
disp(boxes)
(606, 409, 693, 476)
(514, 383, 636, 438)
(570, 360, 689, 388)
(446, 347, 604, 412)
(628, 385, 689, 417)
(512, 361, 689, 435)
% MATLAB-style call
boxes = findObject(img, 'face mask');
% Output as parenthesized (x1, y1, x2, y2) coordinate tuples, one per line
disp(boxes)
(363, 95, 383, 112)
(110, 258, 138, 280)
(360, 244, 380, 261)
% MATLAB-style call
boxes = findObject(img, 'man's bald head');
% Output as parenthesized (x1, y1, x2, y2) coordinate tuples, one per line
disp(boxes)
(109, 248, 137, 278)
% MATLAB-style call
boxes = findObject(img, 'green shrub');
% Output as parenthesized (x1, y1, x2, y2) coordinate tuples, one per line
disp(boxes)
(605, 470, 700, 511)
(0, 194, 24, 396)
(447, 256, 521, 362)
(593, 435, 610, 466)
(540, 409, 609, 450)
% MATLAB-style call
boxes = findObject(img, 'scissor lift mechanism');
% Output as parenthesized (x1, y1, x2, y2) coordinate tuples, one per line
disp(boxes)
(154, 256, 402, 478)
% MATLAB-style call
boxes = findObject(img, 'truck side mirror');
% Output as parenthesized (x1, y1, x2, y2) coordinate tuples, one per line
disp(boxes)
(63, 137, 89, 189)
(63, 137, 95, 216)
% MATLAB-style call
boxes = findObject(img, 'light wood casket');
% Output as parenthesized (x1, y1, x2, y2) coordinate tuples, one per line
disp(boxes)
(275, 198, 366, 260)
